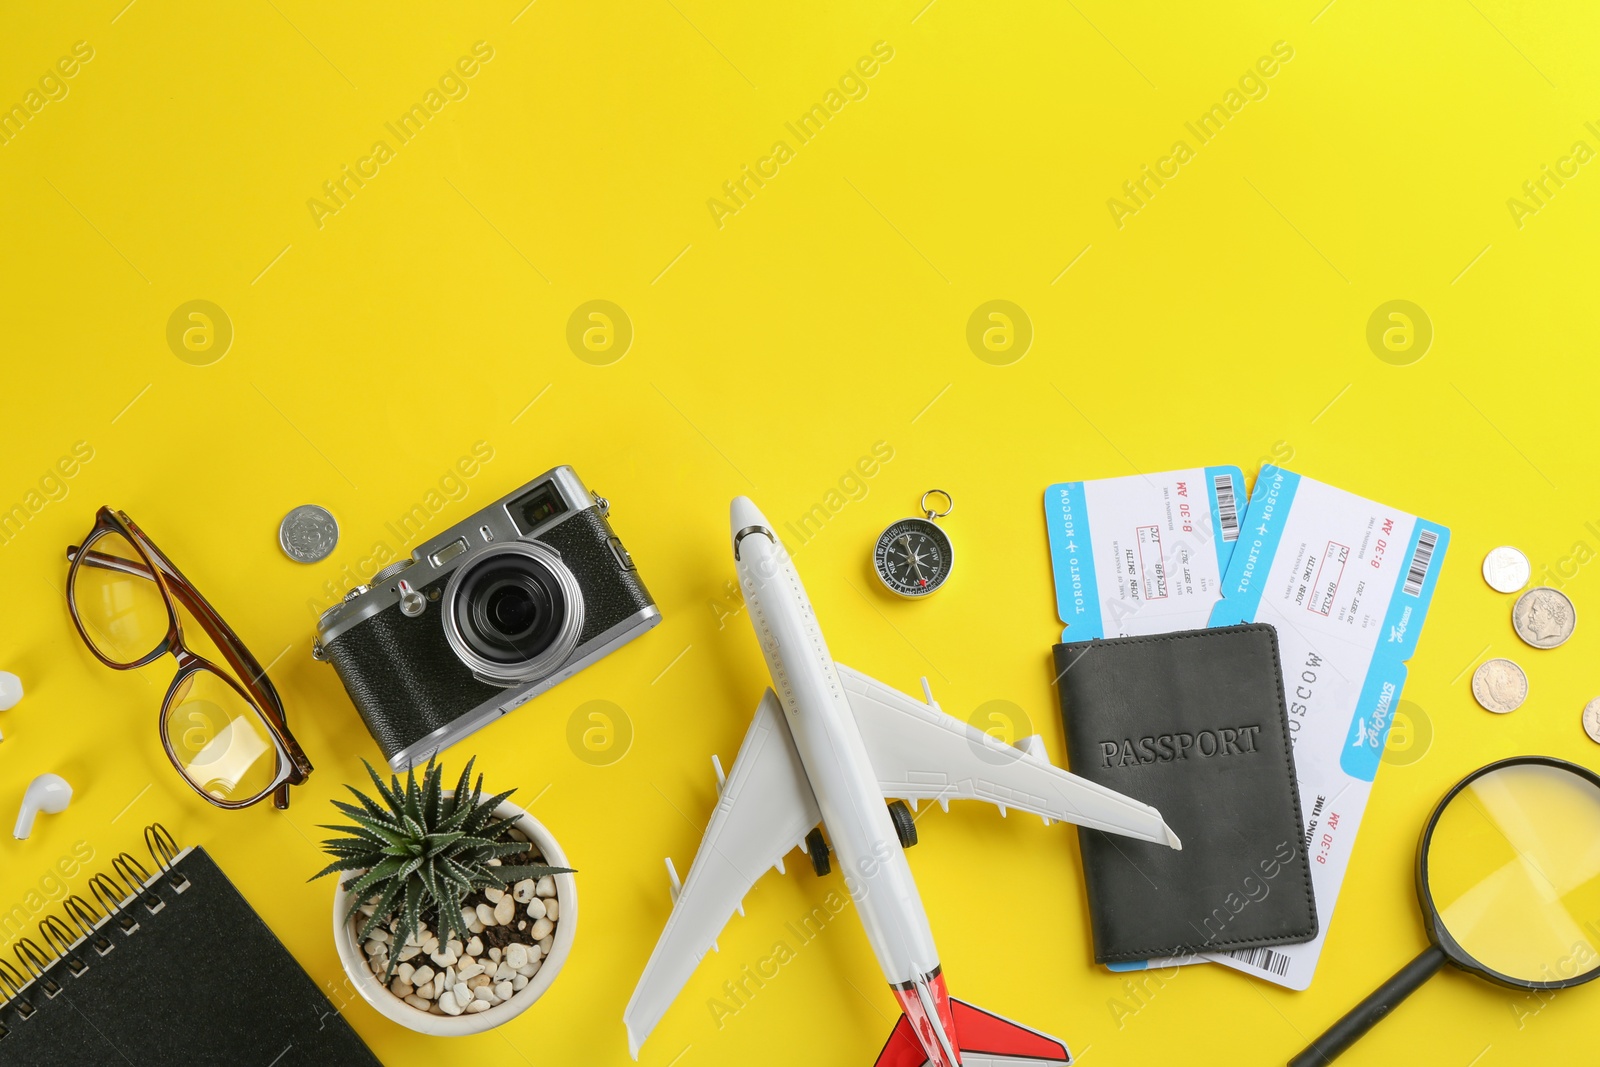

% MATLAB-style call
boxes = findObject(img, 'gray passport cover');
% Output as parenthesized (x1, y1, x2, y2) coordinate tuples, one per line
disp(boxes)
(1053, 623, 1318, 964)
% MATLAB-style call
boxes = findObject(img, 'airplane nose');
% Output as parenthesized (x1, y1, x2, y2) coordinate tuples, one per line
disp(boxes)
(730, 497, 776, 558)
(730, 496, 768, 537)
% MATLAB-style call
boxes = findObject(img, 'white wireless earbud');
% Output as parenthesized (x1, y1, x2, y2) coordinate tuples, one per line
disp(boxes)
(0, 670, 20, 742)
(0, 671, 21, 711)
(13, 773, 72, 840)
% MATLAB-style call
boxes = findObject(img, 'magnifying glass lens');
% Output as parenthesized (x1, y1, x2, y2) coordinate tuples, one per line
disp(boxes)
(1426, 762, 1600, 983)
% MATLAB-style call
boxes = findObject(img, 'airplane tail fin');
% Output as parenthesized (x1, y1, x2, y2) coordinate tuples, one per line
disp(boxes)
(872, 997, 1073, 1067)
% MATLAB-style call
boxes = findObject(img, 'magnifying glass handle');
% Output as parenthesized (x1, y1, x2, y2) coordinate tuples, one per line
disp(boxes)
(1289, 945, 1447, 1066)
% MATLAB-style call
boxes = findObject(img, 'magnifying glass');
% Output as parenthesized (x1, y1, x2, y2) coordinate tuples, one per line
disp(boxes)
(1291, 756, 1600, 1066)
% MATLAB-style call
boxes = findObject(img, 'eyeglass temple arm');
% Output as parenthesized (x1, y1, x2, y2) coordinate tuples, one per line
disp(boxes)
(67, 545, 298, 740)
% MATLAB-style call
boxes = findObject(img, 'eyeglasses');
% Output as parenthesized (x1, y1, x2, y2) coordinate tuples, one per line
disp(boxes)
(65, 507, 312, 809)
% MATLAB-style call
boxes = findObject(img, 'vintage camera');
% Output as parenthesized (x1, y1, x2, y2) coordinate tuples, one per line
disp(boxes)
(315, 467, 660, 769)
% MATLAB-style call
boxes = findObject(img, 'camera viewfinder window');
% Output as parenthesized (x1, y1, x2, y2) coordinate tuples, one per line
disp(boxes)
(509, 484, 568, 536)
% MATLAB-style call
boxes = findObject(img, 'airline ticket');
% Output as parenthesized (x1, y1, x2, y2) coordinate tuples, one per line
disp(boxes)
(1044, 466, 1248, 976)
(1199, 466, 1449, 989)
(1045, 466, 1246, 640)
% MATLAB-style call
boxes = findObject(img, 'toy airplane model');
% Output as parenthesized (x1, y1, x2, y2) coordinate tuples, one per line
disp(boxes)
(624, 498, 1181, 1067)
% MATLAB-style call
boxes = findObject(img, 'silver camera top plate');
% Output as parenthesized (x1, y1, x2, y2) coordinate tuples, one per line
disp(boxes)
(316, 466, 593, 647)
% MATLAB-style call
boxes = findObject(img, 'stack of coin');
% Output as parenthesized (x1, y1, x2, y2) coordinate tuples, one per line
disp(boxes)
(1511, 586, 1576, 650)
(1481, 545, 1530, 593)
(1471, 658, 1528, 715)
(279, 504, 339, 563)
(1584, 698, 1600, 746)
(1479, 548, 1590, 740)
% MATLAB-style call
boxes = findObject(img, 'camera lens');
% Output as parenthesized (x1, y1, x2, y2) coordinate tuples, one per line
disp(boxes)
(486, 582, 539, 636)
(462, 565, 563, 662)
(443, 543, 585, 685)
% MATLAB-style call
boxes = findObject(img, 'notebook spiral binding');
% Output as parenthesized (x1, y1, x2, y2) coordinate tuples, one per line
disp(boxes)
(0, 822, 189, 1039)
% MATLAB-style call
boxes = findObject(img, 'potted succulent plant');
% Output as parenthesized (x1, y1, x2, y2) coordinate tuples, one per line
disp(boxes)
(314, 758, 578, 1036)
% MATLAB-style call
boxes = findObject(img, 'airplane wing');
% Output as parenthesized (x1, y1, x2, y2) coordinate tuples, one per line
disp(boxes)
(624, 688, 822, 1058)
(836, 664, 1180, 849)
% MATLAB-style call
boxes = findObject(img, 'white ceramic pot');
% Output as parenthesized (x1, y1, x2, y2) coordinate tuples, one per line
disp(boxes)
(332, 794, 577, 1036)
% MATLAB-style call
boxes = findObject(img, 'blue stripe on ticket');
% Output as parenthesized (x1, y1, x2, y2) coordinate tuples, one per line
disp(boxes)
(1212, 465, 1300, 626)
(1046, 480, 1103, 640)
(1340, 519, 1450, 781)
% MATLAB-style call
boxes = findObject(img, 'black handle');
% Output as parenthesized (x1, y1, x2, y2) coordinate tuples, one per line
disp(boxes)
(1289, 945, 1447, 1066)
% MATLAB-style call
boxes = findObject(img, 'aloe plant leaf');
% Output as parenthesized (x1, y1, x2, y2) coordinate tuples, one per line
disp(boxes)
(449, 758, 475, 819)
(465, 790, 516, 833)
(437, 800, 475, 834)
(480, 817, 520, 842)
(308, 854, 373, 881)
(403, 767, 424, 826)
(442, 885, 468, 944)
(329, 808, 412, 849)
(419, 858, 444, 914)
(320, 835, 379, 851)
(343, 783, 389, 819)
(355, 877, 409, 943)
(423, 759, 443, 827)
(331, 797, 403, 828)
(399, 811, 426, 842)
(422, 830, 466, 853)
(438, 861, 471, 891)
(362, 759, 403, 811)
(318, 822, 392, 850)
(495, 864, 577, 881)
(398, 879, 422, 969)
(340, 856, 407, 897)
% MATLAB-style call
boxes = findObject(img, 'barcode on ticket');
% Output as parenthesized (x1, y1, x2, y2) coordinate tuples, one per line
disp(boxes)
(1403, 529, 1438, 597)
(1227, 946, 1292, 977)
(1214, 474, 1239, 543)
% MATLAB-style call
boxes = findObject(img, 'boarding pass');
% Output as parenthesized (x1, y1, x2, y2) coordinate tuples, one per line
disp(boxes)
(1198, 465, 1449, 989)
(1045, 466, 1246, 640)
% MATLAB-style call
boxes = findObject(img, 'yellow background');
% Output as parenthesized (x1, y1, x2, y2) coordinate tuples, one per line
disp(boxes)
(3, 1, 1598, 1064)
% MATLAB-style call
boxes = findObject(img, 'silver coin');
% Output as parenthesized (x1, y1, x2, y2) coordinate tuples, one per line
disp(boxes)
(279, 504, 339, 563)
(1471, 658, 1528, 714)
(1512, 586, 1576, 649)
(1481, 546, 1530, 594)
(1583, 698, 1600, 745)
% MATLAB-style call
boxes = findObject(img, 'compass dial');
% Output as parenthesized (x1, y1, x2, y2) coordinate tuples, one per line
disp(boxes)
(873, 518, 953, 597)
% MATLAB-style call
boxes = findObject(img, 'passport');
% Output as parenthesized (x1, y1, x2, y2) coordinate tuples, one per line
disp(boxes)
(1053, 623, 1318, 965)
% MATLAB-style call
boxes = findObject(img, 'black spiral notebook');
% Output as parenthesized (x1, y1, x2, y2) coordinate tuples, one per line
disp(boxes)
(0, 825, 381, 1066)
